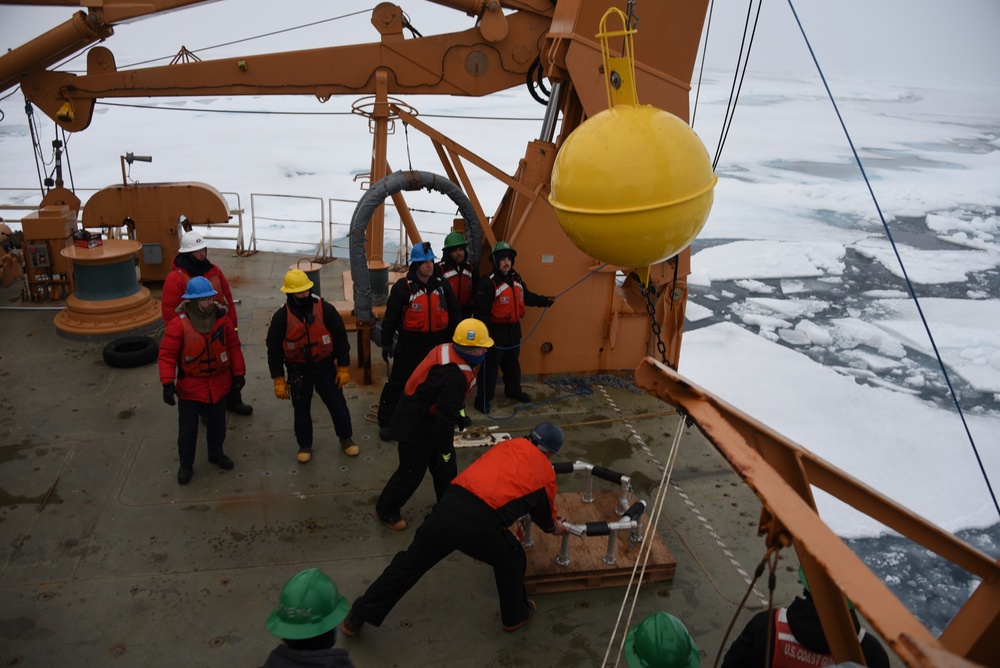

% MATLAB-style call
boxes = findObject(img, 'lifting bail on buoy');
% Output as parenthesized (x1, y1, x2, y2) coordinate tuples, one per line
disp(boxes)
(547, 8, 717, 286)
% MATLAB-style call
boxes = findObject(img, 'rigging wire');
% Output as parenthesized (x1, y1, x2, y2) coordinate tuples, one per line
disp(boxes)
(603, 414, 687, 668)
(784, 0, 998, 519)
(711, 0, 763, 171)
(120, 8, 375, 69)
(690, 0, 716, 129)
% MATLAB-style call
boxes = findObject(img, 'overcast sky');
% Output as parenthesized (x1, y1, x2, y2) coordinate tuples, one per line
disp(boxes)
(2, 1, 999, 89)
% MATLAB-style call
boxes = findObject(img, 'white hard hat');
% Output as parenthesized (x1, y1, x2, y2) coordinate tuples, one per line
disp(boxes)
(179, 231, 207, 253)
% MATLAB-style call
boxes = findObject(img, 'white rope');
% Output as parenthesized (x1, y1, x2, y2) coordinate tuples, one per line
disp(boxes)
(602, 413, 687, 667)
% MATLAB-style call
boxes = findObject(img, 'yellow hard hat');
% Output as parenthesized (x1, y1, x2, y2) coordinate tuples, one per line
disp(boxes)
(280, 269, 314, 294)
(452, 318, 494, 348)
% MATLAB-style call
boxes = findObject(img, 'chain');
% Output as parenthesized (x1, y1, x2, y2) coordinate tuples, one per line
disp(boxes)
(641, 282, 669, 366)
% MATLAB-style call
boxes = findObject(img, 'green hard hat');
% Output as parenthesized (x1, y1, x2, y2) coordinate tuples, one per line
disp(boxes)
(443, 231, 467, 249)
(265, 569, 350, 640)
(491, 240, 516, 259)
(624, 612, 700, 668)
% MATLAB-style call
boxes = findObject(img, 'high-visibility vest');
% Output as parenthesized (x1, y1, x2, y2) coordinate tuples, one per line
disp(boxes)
(402, 279, 451, 332)
(489, 275, 526, 324)
(283, 299, 334, 364)
(179, 315, 230, 377)
(439, 262, 474, 307)
(771, 607, 865, 668)
(404, 343, 477, 409)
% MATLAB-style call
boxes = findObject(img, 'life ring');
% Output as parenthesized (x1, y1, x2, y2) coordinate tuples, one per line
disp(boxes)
(103, 336, 159, 368)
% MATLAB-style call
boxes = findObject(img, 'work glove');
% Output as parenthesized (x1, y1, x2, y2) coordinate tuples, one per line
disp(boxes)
(273, 377, 291, 400)
(162, 382, 176, 406)
(457, 409, 472, 432)
(232, 375, 246, 392)
(335, 367, 350, 389)
(382, 347, 392, 363)
(543, 295, 556, 307)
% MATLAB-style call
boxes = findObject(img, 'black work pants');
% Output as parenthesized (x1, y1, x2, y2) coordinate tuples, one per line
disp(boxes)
(475, 322, 522, 409)
(290, 363, 352, 449)
(375, 433, 457, 520)
(177, 396, 228, 468)
(377, 340, 432, 427)
(355, 486, 531, 627)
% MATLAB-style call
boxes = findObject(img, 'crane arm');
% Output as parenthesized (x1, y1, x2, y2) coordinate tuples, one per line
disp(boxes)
(16, 4, 553, 132)
(0, 1, 223, 94)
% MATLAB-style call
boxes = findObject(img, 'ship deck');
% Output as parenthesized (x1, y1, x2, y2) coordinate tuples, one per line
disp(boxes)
(0, 249, 898, 667)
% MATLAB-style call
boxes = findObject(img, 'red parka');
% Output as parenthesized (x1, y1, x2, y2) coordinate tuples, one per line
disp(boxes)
(158, 306, 246, 404)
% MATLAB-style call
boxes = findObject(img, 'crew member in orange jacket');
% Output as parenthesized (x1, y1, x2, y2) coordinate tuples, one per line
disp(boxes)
(438, 231, 478, 319)
(342, 422, 570, 637)
(374, 318, 490, 531)
(159, 276, 246, 485)
(376, 242, 460, 440)
(472, 241, 554, 413)
(161, 227, 252, 415)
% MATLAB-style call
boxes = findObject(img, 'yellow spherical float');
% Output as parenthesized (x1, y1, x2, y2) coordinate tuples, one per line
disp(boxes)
(548, 104, 717, 270)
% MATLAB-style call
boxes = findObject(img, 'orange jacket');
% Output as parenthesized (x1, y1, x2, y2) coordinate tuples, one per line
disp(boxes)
(453, 437, 558, 531)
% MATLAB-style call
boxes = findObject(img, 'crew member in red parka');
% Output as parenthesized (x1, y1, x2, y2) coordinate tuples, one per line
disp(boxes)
(159, 276, 246, 485)
(161, 227, 252, 415)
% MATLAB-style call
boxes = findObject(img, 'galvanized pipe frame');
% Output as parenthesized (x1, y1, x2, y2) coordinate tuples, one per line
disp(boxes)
(633, 356, 999, 667)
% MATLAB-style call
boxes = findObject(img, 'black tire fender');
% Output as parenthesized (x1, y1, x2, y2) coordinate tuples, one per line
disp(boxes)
(103, 336, 159, 369)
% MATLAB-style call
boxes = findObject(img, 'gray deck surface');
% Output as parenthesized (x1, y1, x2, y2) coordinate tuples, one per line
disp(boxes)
(0, 250, 898, 667)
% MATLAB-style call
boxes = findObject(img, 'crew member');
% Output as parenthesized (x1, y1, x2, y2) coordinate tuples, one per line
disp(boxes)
(159, 276, 245, 485)
(342, 422, 570, 636)
(472, 241, 555, 413)
(438, 231, 478, 319)
(721, 566, 889, 668)
(161, 226, 252, 415)
(624, 611, 701, 668)
(262, 568, 356, 668)
(376, 241, 460, 440)
(265, 269, 357, 463)
(374, 318, 490, 530)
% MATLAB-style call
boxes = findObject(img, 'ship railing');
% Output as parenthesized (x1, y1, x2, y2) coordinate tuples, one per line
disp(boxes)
(194, 191, 252, 256)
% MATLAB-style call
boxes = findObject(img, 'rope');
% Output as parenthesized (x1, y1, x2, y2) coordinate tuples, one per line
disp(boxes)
(786, 0, 998, 520)
(712, 547, 777, 668)
(603, 414, 686, 667)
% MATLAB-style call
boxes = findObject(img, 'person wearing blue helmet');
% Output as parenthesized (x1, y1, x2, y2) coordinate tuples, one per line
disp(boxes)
(158, 276, 246, 484)
(375, 241, 460, 440)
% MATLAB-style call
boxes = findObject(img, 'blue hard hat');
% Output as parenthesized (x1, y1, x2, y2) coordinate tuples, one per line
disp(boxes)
(182, 276, 217, 299)
(528, 422, 564, 454)
(409, 241, 436, 264)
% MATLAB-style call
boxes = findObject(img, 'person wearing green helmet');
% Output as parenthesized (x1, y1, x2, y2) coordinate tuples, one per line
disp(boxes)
(624, 611, 700, 668)
(472, 240, 555, 412)
(438, 231, 479, 319)
(261, 568, 355, 667)
(721, 566, 889, 668)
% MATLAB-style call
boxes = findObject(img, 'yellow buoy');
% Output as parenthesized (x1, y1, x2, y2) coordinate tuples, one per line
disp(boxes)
(547, 8, 716, 275)
(548, 105, 716, 269)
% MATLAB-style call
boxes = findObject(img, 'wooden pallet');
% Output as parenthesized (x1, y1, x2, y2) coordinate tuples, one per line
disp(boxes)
(521, 490, 676, 594)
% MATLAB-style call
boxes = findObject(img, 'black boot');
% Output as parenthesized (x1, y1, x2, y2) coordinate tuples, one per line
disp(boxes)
(228, 387, 253, 415)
